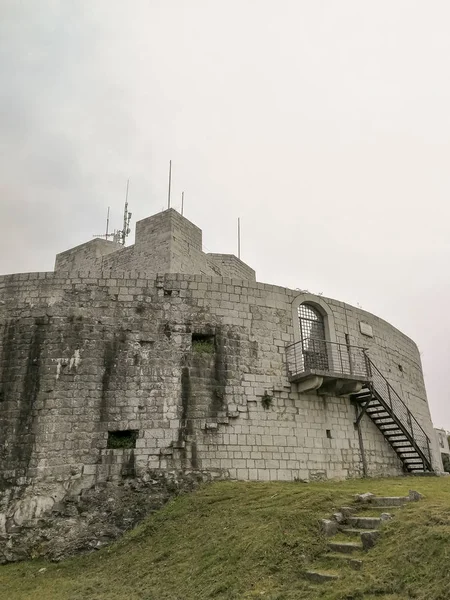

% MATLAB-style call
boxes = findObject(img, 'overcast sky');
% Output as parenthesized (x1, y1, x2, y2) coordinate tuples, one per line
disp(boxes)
(1, 1, 450, 429)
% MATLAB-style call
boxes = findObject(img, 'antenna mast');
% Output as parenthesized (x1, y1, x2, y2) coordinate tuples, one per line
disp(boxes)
(116, 178, 132, 246)
(181, 191, 184, 216)
(167, 160, 172, 209)
(106, 206, 110, 238)
(238, 217, 241, 259)
(93, 206, 115, 240)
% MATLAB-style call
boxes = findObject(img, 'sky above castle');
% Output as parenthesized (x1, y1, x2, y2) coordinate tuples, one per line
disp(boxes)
(1, 1, 450, 430)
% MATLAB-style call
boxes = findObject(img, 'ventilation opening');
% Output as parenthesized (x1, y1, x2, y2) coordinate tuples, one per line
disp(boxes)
(326, 429, 332, 439)
(164, 289, 173, 297)
(107, 430, 138, 449)
(192, 333, 216, 354)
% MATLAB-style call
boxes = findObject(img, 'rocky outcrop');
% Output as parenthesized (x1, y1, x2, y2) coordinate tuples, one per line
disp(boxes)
(0, 470, 215, 563)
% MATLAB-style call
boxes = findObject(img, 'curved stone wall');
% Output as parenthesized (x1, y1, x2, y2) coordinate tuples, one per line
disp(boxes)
(0, 270, 441, 507)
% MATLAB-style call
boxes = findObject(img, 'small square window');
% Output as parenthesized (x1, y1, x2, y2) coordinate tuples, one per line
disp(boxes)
(107, 430, 138, 449)
(192, 333, 215, 353)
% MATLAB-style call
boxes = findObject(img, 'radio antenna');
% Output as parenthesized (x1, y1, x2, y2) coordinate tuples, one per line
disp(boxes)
(167, 160, 172, 209)
(237, 217, 241, 259)
(117, 178, 132, 245)
(93, 206, 115, 240)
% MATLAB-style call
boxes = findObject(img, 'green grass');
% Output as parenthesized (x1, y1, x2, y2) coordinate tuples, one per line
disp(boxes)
(1, 477, 450, 600)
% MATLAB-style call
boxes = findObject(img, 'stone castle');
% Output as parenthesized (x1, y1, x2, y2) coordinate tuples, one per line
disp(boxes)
(0, 208, 443, 559)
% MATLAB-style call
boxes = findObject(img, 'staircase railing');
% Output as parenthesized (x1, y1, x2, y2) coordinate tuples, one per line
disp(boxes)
(367, 358, 432, 469)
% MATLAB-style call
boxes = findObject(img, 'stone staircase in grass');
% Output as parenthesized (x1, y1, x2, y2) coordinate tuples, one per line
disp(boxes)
(304, 490, 423, 584)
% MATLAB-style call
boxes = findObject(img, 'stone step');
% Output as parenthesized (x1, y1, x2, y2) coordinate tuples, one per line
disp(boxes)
(360, 530, 380, 549)
(358, 506, 402, 513)
(346, 516, 381, 529)
(339, 506, 357, 518)
(327, 541, 363, 554)
(369, 496, 409, 506)
(325, 553, 364, 570)
(340, 527, 379, 537)
(304, 570, 339, 583)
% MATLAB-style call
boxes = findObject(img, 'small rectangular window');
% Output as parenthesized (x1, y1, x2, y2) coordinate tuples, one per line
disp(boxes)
(326, 429, 332, 439)
(192, 333, 215, 353)
(107, 430, 138, 449)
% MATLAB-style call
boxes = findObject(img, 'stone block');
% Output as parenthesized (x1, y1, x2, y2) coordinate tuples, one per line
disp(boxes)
(332, 512, 345, 524)
(355, 492, 375, 503)
(360, 530, 380, 550)
(320, 519, 338, 537)
(380, 513, 392, 521)
(409, 490, 424, 502)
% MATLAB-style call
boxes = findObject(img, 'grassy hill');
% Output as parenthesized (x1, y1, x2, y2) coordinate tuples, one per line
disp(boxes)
(1, 476, 450, 600)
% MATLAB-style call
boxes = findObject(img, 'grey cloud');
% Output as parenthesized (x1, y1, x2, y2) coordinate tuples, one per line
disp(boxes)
(1, 0, 450, 429)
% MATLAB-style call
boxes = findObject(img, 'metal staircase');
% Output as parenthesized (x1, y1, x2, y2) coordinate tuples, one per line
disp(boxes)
(351, 358, 433, 473)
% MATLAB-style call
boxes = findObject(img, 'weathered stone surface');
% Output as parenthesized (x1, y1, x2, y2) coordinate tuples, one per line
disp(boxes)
(370, 496, 408, 506)
(347, 516, 382, 529)
(0, 208, 441, 561)
(380, 512, 392, 521)
(332, 512, 345, 523)
(340, 506, 357, 518)
(355, 492, 375, 503)
(305, 570, 339, 583)
(320, 519, 338, 537)
(348, 558, 363, 570)
(0, 470, 208, 564)
(409, 490, 424, 502)
(328, 541, 362, 554)
(360, 530, 380, 550)
(327, 553, 364, 570)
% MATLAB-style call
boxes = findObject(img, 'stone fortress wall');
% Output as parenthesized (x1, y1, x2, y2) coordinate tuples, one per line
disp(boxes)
(0, 209, 443, 536)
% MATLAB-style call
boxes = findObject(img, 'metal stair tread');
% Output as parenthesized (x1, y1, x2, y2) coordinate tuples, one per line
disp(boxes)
(351, 368, 434, 473)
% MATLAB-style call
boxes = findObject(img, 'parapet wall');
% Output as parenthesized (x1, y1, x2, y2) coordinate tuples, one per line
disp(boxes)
(54, 209, 256, 281)
(54, 238, 123, 272)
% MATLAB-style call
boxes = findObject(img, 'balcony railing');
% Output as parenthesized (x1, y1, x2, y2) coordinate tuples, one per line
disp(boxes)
(286, 337, 370, 382)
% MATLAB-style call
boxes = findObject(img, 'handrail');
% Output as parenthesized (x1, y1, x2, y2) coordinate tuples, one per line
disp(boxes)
(367, 357, 432, 468)
(285, 338, 369, 352)
(285, 338, 433, 469)
(286, 337, 370, 380)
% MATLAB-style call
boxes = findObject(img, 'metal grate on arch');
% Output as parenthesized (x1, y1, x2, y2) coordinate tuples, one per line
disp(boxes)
(298, 303, 325, 342)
